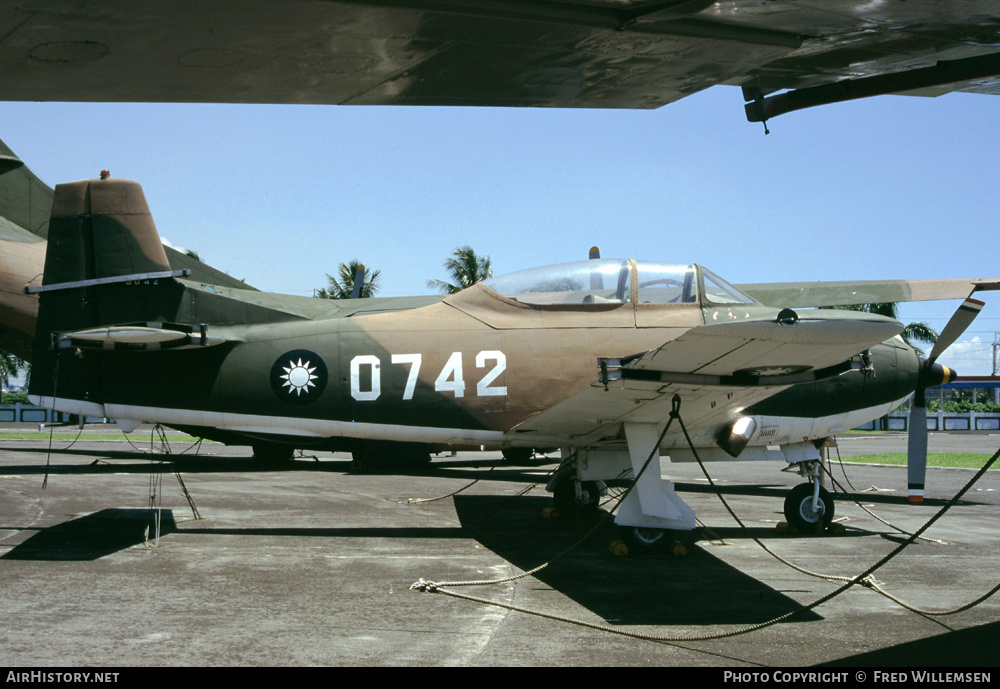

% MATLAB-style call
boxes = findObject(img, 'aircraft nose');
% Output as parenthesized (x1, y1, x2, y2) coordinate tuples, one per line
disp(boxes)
(921, 360, 957, 388)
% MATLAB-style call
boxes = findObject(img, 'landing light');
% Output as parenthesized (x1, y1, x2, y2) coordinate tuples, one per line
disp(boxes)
(717, 415, 758, 458)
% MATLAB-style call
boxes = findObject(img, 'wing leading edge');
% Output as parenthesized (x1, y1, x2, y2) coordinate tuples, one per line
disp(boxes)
(737, 278, 1000, 310)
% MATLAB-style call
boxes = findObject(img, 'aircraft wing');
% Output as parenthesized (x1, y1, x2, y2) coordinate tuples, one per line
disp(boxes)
(737, 278, 1000, 310)
(511, 311, 900, 444)
(2, 2, 999, 120)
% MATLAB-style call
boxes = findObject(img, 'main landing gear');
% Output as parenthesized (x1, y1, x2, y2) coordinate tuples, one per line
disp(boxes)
(547, 468, 686, 556)
(501, 447, 534, 464)
(550, 475, 604, 517)
(351, 441, 432, 471)
(611, 526, 688, 557)
(546, 423, 697, 554)
(251, 441, 295, 465)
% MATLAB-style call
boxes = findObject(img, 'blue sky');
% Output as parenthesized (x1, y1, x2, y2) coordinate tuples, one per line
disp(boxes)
(2, 85, 999, 374)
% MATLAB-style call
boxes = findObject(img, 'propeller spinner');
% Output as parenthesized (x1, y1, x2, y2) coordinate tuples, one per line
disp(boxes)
(906, 297, 984, 502)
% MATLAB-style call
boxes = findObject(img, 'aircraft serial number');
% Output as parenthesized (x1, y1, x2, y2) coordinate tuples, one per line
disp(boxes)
(350, 351, 506, 401)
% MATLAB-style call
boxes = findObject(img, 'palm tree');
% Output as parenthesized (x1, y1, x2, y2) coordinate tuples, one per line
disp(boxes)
(428, 246, 493, 294)
(837, 302, 938, 354)
(316, 260, 381, 299)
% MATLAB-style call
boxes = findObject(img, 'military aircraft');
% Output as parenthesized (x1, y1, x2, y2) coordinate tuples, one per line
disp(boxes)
(1, 2, 999, 126)
(13, 168, 999, 548)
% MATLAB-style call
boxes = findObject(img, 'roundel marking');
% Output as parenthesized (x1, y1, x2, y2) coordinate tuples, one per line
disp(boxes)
(270, 349, 328, 404)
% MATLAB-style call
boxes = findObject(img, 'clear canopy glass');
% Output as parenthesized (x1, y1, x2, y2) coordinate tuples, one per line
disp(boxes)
(482, 259, 631, 305)
(481, 259, 755, 307)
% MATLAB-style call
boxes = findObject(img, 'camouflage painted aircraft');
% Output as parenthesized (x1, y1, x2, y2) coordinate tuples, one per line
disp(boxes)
(1, 2, 1000, 126)
(9, 164, 999, 546)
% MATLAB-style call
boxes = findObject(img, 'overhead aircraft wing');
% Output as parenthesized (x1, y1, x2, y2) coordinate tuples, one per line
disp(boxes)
(512, 310, 900, 444)
(1, 2, 999, 120)
(737, 278, 1000, 310)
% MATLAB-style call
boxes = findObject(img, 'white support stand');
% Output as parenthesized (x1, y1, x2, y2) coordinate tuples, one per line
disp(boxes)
(615, 422, 696, 531)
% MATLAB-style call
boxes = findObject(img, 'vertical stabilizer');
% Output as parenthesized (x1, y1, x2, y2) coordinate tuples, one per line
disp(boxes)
(31, 177, 188, 363)
(29, 177, 190, 406)
(43, 177, 170, 286)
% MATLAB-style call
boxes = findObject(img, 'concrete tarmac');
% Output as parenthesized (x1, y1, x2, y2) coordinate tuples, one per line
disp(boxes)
(1, 428, 998, 667)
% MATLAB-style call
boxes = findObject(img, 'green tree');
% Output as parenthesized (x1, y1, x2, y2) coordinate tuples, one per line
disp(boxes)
(838, 302, 938, 354)
(316, 260, 381, 299)
(0, 349, 27, 404)
(428, 246, 493, 294)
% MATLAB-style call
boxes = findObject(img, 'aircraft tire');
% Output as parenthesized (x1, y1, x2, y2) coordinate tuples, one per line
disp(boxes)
(352, 441, 431, 472)
(620, 525, 667, 549)
(553, 479, 601, 516)
(501, 447, 533, 464)
(251, 442, 295, 465)
(783, 483, 834, 532)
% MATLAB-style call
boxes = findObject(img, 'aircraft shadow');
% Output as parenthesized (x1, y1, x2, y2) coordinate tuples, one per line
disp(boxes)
(817, 620, 999, 667)
(0, 455, 346, 476)
(2, 508, 176, 561)
(3, 453, 981, 508)
(3, 498, 823, 626)
(0, 449, 554, 484)
(451, 494, 822, 626)
(672, 480, 982, 508)
(0, 508, 477, 561)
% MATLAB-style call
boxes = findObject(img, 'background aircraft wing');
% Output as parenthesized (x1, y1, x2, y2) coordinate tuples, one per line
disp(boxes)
(512, 311, 900, 443)
(1, 2, 999, 119)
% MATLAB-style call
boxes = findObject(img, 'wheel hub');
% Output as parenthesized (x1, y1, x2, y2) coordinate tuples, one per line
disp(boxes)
(798, 496, 825, 523)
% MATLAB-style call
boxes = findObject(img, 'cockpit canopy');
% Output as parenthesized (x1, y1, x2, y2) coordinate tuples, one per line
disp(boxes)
(481, 260, 755, 307)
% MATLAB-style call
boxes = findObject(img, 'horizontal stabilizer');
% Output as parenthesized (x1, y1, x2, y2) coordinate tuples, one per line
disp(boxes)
(54, 322, 226, 352)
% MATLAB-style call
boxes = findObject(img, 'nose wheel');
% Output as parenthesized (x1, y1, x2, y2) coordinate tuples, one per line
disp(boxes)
(552, 478, 603, 517)
(784, 482, 835, 532)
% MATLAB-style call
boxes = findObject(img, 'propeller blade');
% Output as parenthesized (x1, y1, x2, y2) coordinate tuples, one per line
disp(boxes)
(928, 297, 984, 362)
(905, 297, 981, 502)
(907, 405, 928, 503)
(589, 246, 601, 260)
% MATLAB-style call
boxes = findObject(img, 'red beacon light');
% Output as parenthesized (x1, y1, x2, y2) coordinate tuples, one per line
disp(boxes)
(99, 170, 110, 180)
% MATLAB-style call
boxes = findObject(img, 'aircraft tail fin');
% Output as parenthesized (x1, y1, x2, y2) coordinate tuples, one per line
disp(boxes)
(28, 176, 232, 406)
(42, 176, 172, 286)
(29, 176, 197, 358)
